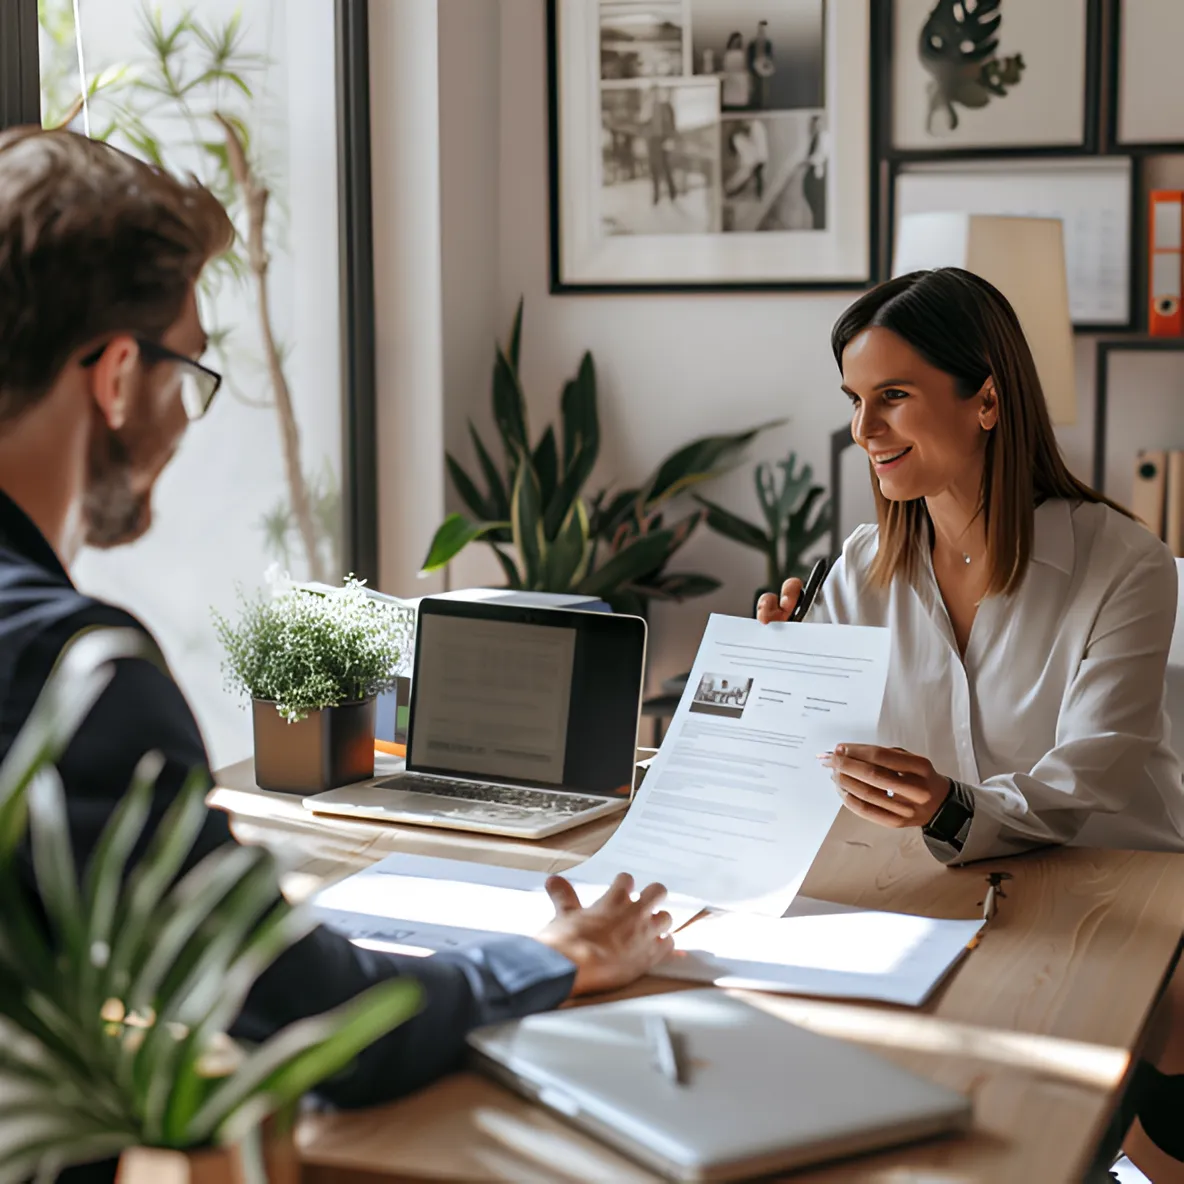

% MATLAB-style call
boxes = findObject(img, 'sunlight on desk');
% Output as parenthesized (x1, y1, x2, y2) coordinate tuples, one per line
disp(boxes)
(741, 994, 1129, 1091)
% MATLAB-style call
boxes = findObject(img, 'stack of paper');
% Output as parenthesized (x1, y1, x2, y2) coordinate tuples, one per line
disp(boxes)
(314, 615, 986, 1006)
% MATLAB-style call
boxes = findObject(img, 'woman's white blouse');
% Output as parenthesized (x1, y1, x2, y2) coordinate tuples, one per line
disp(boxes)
(814, 499, 1184, 863)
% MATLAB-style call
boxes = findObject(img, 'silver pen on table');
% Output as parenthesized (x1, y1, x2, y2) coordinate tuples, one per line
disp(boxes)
(644, 1014, 685, 1086)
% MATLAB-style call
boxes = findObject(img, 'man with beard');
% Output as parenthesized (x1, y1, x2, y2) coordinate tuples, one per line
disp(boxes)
(0, 127, 674, 1182)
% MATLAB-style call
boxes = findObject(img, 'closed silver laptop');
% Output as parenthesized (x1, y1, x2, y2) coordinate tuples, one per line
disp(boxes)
(468, 989, 971, 1182)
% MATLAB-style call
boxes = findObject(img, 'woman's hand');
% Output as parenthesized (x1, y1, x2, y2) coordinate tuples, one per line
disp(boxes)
(756, 577, 803, 624)
(819, 744, 951, 829)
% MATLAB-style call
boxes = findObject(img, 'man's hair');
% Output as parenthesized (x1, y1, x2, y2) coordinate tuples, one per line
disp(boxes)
(0, 126, 234, 421)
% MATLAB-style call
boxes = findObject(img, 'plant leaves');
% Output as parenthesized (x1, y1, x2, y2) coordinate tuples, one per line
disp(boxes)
(532, 426, 559, 517)
(469, 423, 511, 524)
(493, 346, 529, 474)
(79, 752, 163, 1021)
(510, 456, 545, 588)
(446, 452, 493, 522)
(560, 352, 599, 476)
(542, 498, 590, 591)
(643, 571, 721, 600)
(694, 494, 771, 553)
(190, 979, 423, 1143)
(641, 420, 784, 508)
(489, 546, 524, 590)
(507, 296, 524, 375)
(576, 530, 675, 598)
(420, 514, 511, 574)
(0, 627, 164, 864)
(26, 768, 85, 973)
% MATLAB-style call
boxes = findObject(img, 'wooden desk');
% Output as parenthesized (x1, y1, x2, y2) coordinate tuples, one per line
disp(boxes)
(212, 760, 1184, 1183)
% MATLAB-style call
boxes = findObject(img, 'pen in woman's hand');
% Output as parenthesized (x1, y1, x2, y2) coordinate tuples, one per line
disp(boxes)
(789, 558, 829, 623)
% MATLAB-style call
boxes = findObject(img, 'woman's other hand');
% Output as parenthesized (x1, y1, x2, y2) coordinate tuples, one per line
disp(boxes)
(819, 745, 951, 829)
(756, 577, 803, 624)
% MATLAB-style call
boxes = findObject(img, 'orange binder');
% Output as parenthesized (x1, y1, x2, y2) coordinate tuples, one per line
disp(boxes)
(1149, 190, 1184, 336)
(1132, 449, 1168, 538)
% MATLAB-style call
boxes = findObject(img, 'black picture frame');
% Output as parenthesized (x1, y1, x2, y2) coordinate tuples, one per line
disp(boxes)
(879, 0, 1104, 162)
(0, 0, 379, 583)
(546, 0, 880, 294)
(1105, 0, 1184, 155)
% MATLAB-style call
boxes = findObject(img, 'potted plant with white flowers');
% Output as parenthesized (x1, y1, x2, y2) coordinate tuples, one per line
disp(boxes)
(214, 569, 414, 794)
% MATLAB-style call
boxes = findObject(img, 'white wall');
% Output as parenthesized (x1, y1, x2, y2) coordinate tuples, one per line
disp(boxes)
(374, 0, 1166, 695)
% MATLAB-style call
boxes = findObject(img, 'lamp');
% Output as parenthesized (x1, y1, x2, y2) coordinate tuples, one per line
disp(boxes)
(892, 213, 1077, 425)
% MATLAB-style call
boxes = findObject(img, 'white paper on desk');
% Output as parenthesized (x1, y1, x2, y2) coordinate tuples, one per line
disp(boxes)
(565, 616, 891, 916)
(658, 898, 984, 1007)
(312, 852, 705, 954)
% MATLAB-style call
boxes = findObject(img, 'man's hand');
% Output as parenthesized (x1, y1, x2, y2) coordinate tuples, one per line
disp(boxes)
(819, 744, 950, 829)
(755, 577, 803, 624)
(535, 873, 674, 997)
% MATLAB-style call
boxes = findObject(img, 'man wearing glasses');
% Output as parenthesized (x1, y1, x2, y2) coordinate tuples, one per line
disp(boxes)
(0, 128, 673, 1182)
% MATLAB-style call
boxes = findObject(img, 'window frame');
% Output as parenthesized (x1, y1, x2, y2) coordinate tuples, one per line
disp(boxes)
(0, 0, 379, 582)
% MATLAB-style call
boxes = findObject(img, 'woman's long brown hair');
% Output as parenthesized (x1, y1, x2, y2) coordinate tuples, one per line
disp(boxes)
(830, 268, 1131, 597)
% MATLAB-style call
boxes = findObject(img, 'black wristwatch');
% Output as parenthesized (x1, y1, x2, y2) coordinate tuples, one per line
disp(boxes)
(922, 780, 974, 853)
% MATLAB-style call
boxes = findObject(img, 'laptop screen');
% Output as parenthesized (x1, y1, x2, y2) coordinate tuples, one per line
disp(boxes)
(407, 602, 646, 797)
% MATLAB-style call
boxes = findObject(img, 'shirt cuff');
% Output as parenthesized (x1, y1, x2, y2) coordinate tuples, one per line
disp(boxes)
(439, 936, 576, 1027)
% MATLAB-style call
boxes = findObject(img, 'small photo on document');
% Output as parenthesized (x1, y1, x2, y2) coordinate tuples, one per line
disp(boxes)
(690, 672, 754, 718)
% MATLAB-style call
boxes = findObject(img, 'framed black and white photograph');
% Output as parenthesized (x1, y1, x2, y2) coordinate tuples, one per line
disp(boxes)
(1109, 0, 1184, 150)
(891, 157, 1133, 329)
(549, 0, 872, 291)
(887, 0, 1101, 156)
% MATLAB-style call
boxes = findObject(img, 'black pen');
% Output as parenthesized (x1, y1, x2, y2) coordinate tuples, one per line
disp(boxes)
(788, 557, 828, 623)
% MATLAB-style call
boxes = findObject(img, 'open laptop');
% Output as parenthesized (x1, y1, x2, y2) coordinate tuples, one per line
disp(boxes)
(303, 596, 647, 839)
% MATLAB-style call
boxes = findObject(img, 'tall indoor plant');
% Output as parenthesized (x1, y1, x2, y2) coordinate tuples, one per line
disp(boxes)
(695, 451, 832, 603)
(214, 571, 413, 793)
(421, 300, 781, 616)
(0, 628, 420, 1182)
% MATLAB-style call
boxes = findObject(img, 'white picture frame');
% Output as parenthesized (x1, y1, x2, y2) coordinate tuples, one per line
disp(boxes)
(550, 0, 871, 290)
(1114, 0, 1184, 147)
(893, 157, 1132, 328)
(890, 0, 1097, 154)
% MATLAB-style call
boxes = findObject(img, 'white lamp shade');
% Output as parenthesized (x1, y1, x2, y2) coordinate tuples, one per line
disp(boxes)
(892, 213, 1077, 426)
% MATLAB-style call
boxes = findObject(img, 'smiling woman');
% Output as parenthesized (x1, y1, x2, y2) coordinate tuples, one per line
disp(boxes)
(756, 266, 1181, 867)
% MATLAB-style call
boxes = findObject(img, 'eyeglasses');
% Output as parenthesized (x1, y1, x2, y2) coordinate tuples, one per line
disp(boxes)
(79, 337, 222, 421)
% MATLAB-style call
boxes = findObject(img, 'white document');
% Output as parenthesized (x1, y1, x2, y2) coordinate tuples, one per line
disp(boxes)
(313, 852, 705, 955)
(565, 616, 890, 916)
(659, 898, 983, 1007)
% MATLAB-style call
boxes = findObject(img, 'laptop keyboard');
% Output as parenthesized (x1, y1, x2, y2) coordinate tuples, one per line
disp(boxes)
(377, 773, 608, 816)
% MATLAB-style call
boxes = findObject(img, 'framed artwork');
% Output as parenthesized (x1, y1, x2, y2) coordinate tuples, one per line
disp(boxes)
(885, 0, 1102, 157)
(891, 157, 1134, 329)
(547, 0, 873, 291)
(1109, 0, 1184, 151)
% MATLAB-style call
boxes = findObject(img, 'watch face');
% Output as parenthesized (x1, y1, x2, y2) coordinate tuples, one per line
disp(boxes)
(928, 797, 970, 843)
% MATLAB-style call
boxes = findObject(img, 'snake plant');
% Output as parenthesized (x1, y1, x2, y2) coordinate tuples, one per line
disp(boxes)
(421, 299, 781, 615)
(0, 628, 421, 1183)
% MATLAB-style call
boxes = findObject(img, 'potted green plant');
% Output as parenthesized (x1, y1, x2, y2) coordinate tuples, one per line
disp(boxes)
(0, 627, 421, 1182)
(694, 452, 833, 611)
(213, 570, 413, 794)
(420, 300, 781, 616)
